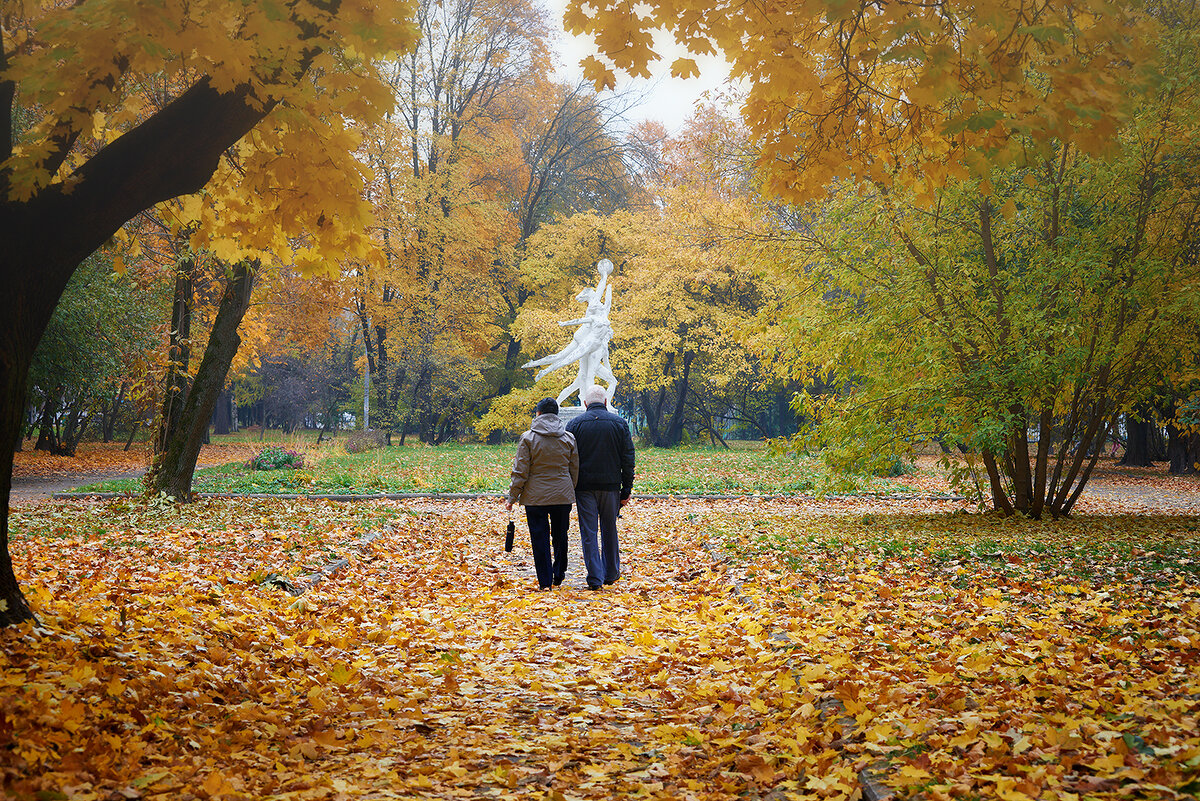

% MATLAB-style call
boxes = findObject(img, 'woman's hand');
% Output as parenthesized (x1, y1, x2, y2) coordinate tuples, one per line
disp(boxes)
(504, 500, 513, 511)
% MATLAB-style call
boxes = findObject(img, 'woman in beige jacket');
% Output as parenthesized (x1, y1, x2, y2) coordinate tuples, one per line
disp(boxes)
(505, 397, 579, 590)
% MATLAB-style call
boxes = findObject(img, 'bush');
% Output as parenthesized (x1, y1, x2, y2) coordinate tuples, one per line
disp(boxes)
(250, 446, 305, 471)
(344, 429, 388, 454)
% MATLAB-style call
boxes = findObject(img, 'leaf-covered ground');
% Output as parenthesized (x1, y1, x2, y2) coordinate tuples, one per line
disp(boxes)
(12, 442, 259, 480)
(3, 496, 1199, 799)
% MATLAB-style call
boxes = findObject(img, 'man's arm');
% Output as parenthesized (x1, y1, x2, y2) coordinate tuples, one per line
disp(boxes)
(568, 435, 580, 488)
(619, 420, 635, 501)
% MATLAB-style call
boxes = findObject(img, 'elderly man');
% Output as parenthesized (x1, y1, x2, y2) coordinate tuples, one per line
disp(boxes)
(566, 384, 635, 590)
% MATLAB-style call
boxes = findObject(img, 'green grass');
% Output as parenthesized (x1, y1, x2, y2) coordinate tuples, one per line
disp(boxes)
(714, 511, 1200, 587)
(71, 441, 916, 497)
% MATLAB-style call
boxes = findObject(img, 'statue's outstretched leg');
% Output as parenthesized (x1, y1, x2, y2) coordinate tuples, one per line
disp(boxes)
(598, 361, 617, 400)
(556, 378, 583, 406)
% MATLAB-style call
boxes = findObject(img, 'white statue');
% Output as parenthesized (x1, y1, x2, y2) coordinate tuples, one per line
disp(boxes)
(523, 259, 618, 406)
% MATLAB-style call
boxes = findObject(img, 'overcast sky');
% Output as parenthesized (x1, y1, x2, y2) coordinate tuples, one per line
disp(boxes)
(540, 0, 733, 133)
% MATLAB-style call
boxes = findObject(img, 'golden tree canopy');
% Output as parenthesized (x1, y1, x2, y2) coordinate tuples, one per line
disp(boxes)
(565, 0, 1160, 202)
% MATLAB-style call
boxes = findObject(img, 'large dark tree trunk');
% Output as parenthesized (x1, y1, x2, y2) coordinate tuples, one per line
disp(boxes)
(1119, 407, 1165, 466)
(151, 262, 255, 499)
(1167, 423, 1200, 476)
(0, 349, 34, 626)
(1120, 413, 1155, 467)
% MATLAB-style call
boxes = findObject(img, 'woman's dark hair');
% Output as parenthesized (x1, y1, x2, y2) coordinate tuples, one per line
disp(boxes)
(535, 397, 559, 416)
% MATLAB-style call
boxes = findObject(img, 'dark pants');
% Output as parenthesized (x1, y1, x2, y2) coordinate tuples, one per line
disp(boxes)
(575, 489, 620, 589)
(525, 504, 571, 589)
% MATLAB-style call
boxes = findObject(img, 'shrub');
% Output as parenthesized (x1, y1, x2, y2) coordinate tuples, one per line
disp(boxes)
(250, 445, 305, 471)
(344, 429, 388, 454)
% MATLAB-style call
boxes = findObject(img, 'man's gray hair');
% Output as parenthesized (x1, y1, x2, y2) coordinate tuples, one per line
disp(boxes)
(583, 384, 608, 406)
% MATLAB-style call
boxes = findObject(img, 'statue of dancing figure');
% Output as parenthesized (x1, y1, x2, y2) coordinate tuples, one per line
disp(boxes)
(523, 259, 618, 406)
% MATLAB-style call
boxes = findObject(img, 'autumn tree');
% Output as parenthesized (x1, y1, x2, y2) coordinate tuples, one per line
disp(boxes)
(567, 0, 1199, 511)
(231, 269, 356, 438)
(25, 250, 162, 455)
(356, 0, 649, 443)
(0, 0, 417, 625)
(484, 80, 654, 403)
(775, 13, 1200, 516)
(481, 181, 789, 446)
(350, 0, 546, 443)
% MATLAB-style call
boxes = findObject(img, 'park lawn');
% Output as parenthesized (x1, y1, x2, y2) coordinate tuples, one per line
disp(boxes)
(3, 495, 1198, 799)
(70, 441, 917, 497)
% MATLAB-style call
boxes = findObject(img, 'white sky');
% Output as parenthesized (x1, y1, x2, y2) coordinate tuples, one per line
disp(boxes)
(540, 0, 733, 134)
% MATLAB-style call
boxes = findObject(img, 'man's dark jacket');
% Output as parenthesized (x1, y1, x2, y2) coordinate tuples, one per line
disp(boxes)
(567, 402, 635, 499)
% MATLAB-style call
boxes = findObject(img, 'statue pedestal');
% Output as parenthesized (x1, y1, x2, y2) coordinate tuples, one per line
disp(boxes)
(558, 405, 586, 425)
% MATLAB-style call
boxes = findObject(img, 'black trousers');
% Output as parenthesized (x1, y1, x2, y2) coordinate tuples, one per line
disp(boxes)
(525, 504, 571, 589)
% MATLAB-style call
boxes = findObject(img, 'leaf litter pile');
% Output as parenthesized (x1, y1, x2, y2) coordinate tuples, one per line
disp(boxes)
(2, 496, 1198, 800)
(12, 442, 258, 480)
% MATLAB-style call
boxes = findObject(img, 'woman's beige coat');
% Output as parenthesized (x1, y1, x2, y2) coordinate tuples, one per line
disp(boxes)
(506, 413, 579, 506)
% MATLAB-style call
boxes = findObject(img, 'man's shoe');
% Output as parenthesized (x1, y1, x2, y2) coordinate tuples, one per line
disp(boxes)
(588, 583, 602, 591)
(553, 575, 564, 587)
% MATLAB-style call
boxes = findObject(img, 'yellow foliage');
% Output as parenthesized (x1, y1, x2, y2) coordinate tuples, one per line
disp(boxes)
(3, 0, 419, 272)
(566, 0, 1163, 203)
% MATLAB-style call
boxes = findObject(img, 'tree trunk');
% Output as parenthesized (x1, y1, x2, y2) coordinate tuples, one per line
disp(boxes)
(639, 388, 666, 447)
(981, 449, 1016, 516)
(59, 391, 91, 456)
(100, 381, 127, 443)
(1149, 423, 1168, 461)
(151, 262, 255, 499)
(1008, 407, 1033, 514)
(124, 418, 141, 451)
(373, 323, 392, 445)
(213, 387, 232, 435)
(156, 267, 193, 455)
(1167, 423, 1200, 476)
(34, 393, 58, 452)
(0, 348, 35, 625)
(1120, 408, 1160, 467)
(664, 352, 694, 447)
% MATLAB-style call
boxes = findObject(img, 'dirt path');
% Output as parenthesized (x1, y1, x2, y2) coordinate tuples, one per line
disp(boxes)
(9, 441, 256, 502)
(9, 469, 146, 502)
